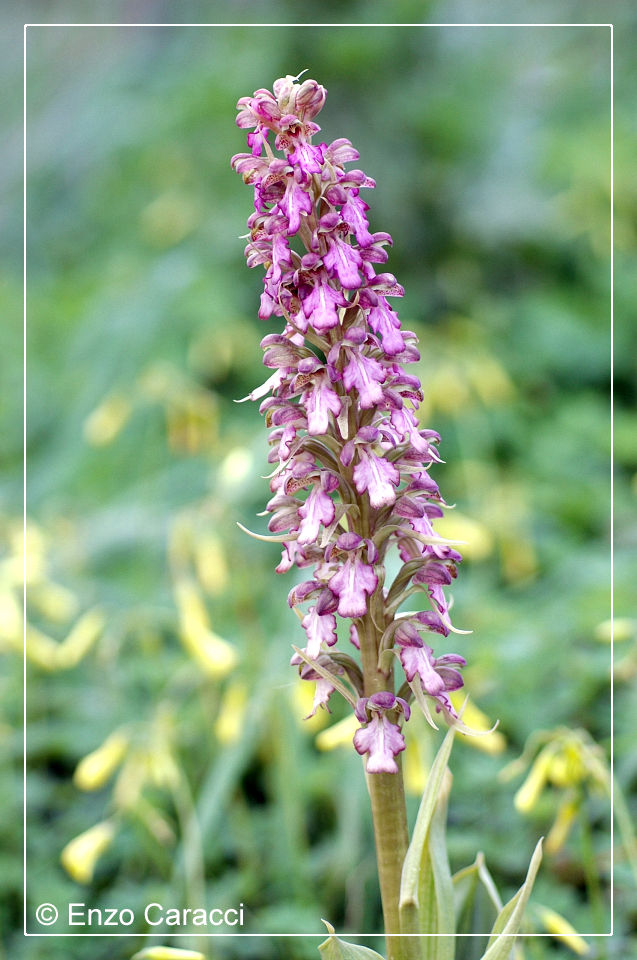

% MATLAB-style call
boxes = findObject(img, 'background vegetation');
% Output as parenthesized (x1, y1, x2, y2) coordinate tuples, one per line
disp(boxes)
(3, 5, 636, 959)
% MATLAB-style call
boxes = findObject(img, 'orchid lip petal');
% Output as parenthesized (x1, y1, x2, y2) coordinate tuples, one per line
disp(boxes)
(353, 712, 406, 774)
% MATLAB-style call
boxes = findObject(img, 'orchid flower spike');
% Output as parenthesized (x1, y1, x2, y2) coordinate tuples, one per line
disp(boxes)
(232, 76, 469, 773)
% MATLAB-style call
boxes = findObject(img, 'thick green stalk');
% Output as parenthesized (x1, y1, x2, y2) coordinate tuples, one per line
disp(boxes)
(367, 769, 413, 960)
(359, 613, 419, 960)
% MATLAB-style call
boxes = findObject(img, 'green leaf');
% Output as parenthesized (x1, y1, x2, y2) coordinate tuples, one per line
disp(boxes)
(399, 724, 456, 950)
(419, 769, 455, 960)
(478, 838, 543, 960)
(318, 921, 386, 960)
(453, 853, 503, 960)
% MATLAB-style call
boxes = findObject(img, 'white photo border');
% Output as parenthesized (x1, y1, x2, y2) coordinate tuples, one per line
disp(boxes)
(23, 19, 615, 942)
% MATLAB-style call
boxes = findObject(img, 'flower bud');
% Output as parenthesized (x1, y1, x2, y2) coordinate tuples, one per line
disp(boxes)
(55, 607, 105, 669)
(514, 751, 552, 813)
(294, 79, 326, 119)
(536, 906, 590, 956)
(74, 730, 129, 791)
(315, 714, 359, 751)
(273, 75, 296, 110)
(175, 579, 238, 677)
(214, 682, 248, 745)
(132, 949, 206, 960)
(60, 820, 116, 884)
(83, 392, 132, 446)
(545, 797, 579, 854)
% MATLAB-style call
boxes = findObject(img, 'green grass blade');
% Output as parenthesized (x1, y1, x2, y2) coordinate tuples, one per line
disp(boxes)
(399, 725, 456, 944)
(420, 769, 455, 960)
(479, 838, 543, 960)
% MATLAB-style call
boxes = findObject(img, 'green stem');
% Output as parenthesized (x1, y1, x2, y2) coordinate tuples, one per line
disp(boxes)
(171, 772, 208, 955)
(612, 776, 637, 888)
(367, 769, 416, 960)
(359, 612, 419, 960)
(579, 810, 606, 937)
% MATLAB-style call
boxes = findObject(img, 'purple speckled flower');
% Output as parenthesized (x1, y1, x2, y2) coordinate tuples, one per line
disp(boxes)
(233, 75, 468, 773)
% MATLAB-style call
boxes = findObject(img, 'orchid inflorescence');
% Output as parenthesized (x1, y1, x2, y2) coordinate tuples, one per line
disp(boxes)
(232, 74, 469, 775)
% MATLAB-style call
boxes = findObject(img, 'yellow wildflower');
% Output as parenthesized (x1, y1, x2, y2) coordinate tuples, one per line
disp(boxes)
(74, 731, 129, 791)
(536, 905, 590, 955)
(60, 820, 116, 884)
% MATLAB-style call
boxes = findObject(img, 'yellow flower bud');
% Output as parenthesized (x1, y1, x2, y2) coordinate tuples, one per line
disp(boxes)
(28, 582, 79, 623)
(547, 744, 584, 788)
(215, 683, 248, 744)
(181, 624, 238, 677)
(83, 393, 132, 446)
(424, 362, 471, 415)
(545, 797, 579, 854)
(434, 511, 494, 563)
(175, 579, 238, 677)
(60, 820, 116, 884)
(165, 392, 217, 455)
(74, 731, 129, 791)
(315, 714, 359, 751)
(25, 624, 62, 670)
(403, 734, 428, 797)
(132, 948, 206, 960)
(536, 905, 590, 955)
(0, 589, 22, 642)
(449, 692, 506, 754)
(594, 617, 635, 643)
(20, 521, 48, 584)
(146, 746, 181, 791)
(55, 608, 105, 669)
(194, 533, 229, 596)
(514, 750, 552, 813)
(291, 682, 330, 732)
(175, 578, 209, 632)
(219, 447, 253, 490)
(500, 536, 537, 585)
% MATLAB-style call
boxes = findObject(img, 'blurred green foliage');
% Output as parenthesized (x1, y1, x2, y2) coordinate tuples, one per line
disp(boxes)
(3, 6, 636, 960)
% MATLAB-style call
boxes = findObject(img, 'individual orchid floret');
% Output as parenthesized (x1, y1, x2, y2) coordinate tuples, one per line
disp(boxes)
(395, 621, 466, 713)
(353, 692, 410, 774)
(297, 474, 338, 545)
(300, 588, 338, 659)
(298, 655, 343, 718)
(353, 444, 400, 509)
(328, 533, 378, 618)
(302, 369, 342, 435)
(340, 342, 387, 409)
